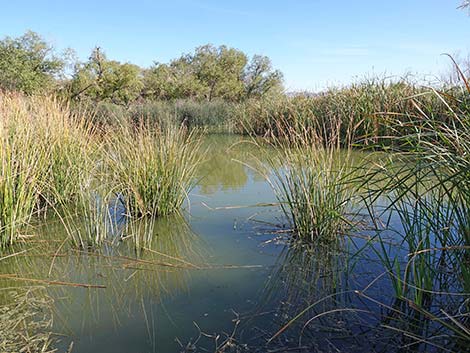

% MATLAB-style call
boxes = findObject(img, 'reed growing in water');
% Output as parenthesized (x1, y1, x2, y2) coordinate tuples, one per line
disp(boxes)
(259, 119, 360, 244)
(359, 67, 470, 347)
(105, 123, 202, 218)
(0, 94, 49, 246)
(235, 76, 452, 147)
(255, 67, 470, 348)
(0, 93, 203, 247)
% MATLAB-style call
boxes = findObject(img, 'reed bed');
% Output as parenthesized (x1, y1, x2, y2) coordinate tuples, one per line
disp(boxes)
(0, 93, 102, 247)
(254, 70, 470, 349)
(79, 99, 238, 131)
(0, 93, 204, 247)
(235, 77, 451, 147)
(358, 73, 470, 347)
(105, 123, 203, 218)
(0, 94, 49, 246)
(37, 102, 96, 208)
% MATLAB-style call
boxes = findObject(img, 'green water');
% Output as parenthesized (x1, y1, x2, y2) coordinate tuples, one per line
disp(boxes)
(2, 134, 466, 353)
(1, 134, 287, 352)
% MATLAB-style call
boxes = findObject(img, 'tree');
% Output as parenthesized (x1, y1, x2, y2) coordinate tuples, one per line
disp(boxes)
(244, 55, 283, 98)
(71, 43, 284, 103)
(143, 58, 207, 100)
(191, 44, 247, 101)
(0, 31, 65, 94)
(143, 45, 251, 101)
(142, 63, 175, 100)
(70, 47, 143, 105)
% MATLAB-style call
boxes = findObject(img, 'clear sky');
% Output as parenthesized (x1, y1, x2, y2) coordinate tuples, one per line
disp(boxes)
(1, 0, 469, 91)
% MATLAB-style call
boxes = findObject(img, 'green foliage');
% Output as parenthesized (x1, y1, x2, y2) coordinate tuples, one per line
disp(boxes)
(142, 60, 207, 100)
(142, 44, 283, 102)
(360, 79, 470, 345)
(191, 44, 247, 101)
(0, 31, 64, 94)
(0, 94, 48, 246)
(70, 47, 143, 105)
(235, 77, 446, 146)
(172, 99, 237, 128)
(0, 92, 207, 247)
(75, 99, 238, 131)
(244, 55, 283, 99)
(0, 30, 284, 103)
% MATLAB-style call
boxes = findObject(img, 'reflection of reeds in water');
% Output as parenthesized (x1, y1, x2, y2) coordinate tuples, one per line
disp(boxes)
(348, 186, 470, 350)
(262, 242, 346, 311)
(0, 286, 56, 352)
(0, 210, 205, 350)
(49, 212, 205, 340)
(251, 232, 469, 352)
(196, 134, 269, 195)
(354, 270, 470, 352)
(58, 186, 121, 248)
(249, 241, 357, 351)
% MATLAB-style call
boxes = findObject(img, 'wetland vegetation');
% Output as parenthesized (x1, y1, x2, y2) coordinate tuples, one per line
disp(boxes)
(1, 4, 470, 353)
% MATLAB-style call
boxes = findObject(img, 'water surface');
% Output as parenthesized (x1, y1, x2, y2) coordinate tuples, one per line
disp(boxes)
(1, 134, 458, 353)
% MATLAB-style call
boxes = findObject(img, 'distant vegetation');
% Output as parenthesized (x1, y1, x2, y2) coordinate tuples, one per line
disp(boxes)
(0, 31, 66, 94)
(0, 31, 283, 104)
(1, 30, 469, 144)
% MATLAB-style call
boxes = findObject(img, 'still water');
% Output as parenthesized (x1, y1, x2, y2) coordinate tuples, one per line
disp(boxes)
(0, 134, 447, 352)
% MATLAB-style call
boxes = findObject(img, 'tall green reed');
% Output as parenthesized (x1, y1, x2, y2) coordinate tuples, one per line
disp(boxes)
(360, 65, 470, 345)
(259, 123, 360, 244)
(0, 94, 49, 246)
(235, 77, 435, 147)
(106, 123, 203, 217)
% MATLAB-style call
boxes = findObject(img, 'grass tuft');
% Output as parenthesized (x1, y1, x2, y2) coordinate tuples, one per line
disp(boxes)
(106, 123, 203, 217)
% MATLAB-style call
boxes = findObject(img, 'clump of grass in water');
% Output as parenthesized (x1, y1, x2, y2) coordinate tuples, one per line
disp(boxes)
(107, 123, 202, 217)
(260, 123, 359, 244)
(23, 95, 97, 208)
(0, 93, 205, 247)
(0, 93, 101, 247)
(6, 94, 96, 208)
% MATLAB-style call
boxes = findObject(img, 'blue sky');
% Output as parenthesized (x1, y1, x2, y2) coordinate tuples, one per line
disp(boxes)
(1, 0, 469, 91)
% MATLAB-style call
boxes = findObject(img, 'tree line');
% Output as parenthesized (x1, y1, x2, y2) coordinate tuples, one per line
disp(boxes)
(0, 31, 283, 105)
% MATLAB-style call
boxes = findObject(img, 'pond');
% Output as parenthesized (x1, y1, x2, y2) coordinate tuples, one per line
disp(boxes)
(0, 134, 466, 353)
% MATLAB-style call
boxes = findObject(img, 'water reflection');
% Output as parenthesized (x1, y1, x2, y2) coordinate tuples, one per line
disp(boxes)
(196, 134, 267, 195)
(237, 239, 359, 351)
(1, 134, 442, 353)
(51, 213, 205, 345)
(0, 212, 208, 352)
